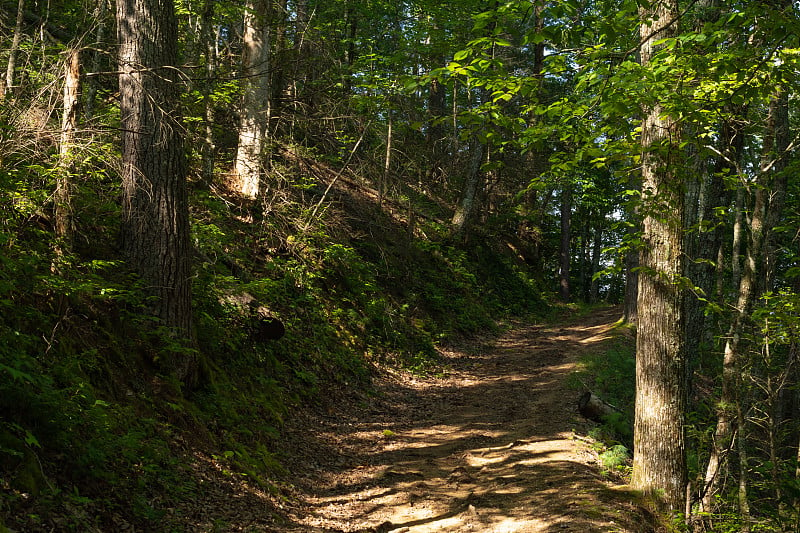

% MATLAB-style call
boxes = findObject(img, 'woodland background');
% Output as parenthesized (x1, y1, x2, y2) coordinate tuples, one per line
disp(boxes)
(0, 0, 798, 531)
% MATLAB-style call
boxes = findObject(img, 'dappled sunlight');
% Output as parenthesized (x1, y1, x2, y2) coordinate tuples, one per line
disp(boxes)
(275, 307, 657, 532)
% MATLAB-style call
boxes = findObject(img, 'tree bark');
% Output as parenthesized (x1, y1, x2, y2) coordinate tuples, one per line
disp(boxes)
(84, 0, 109, 120)
(559, 185, 572, 302)
(199, 0, 217, 184)
(381, 111, 392, 205)
(590, 224, 602, 303)
(4, 0, 25, 98)
(623, 171, 641, 323)
(700, 85, 790, 519)
(631, 0, 687, 513)
(54, 48, 80, 262)
(117, 0, 195, 386)
(451, 137, 484, 241)
(233, 0, 271, 199)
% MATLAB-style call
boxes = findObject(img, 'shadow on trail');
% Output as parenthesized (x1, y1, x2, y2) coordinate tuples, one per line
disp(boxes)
(278, 307, 657, 532)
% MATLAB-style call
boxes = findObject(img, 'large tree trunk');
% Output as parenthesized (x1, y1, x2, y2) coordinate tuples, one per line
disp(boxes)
(117, 0, 196, 386)
(233, 0, 271, 199)
(631, 0, 687, 513)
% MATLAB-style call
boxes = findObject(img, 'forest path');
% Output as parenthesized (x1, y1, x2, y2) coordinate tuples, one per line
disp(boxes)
(277, 306, 657, 532)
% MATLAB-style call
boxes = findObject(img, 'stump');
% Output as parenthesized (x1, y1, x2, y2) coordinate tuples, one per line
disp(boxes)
(250, 304, 285, 341)
(577, 391, 619, 422)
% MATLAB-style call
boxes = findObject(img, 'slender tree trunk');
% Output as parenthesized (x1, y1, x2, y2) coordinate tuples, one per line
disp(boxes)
(381, 111, 392, 205)
(623, 171, 641, 323)
(737, 397, 751, 532)
(268, 0, 288, 131)
(631, 0, 687, 513)
(623, 247, 639, 322)
(84, 0, 108, 120)
(4, 0, 25, 97)
(117, 0, 196, 386)
(54, 48, 80, 263)
(233, 0, 271, 199)
(579, 209, 589, 301)
(762, 89, 790, 289)
(291, 0, 311, 133)
(198, 0, 217, 184)
(700, 87, 789, 517)
(451, 138, 484, 240)
(590, 224, 602, 303)
(559, 185, 572, 302)
(793, 325, 800, 528)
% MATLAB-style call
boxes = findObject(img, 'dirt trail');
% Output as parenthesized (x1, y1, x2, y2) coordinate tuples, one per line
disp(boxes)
(277, 306, 657, 532)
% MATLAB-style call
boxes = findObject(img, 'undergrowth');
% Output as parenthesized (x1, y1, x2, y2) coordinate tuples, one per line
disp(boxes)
(571, 317, 636, 477)
(0, 155, 544, 530)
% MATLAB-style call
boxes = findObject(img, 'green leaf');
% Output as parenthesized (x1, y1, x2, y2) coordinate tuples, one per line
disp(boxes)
(24, 430, 41, 449)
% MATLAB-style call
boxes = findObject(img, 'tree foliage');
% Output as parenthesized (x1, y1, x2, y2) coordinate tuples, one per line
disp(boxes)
(0, 0, 799, 529)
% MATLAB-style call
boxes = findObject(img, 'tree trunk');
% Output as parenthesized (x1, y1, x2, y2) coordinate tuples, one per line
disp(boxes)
(631, 0, 687, 513)
(117, 0, 195, 386)
(4, 0, 25, 98)
(590, 224, 602, 303)
(451, 138, 484, 240)
(559, 185, 572, 302)
(579, 208, 589, 301)
(54, 48, 80, 263)
(700, 87, 789, 516)
(623, 248, 638, 322)
(199, 0, 217, 184)
(623, 172, 641, 323)
(381, 111, 392, 205)
(233, 0, 271, 199)
(84, 0, 109, 120)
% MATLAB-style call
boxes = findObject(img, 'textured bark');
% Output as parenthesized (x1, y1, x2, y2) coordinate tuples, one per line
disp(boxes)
(233, 0, 271, 199)
(4, 0, 25, 97)
(117, 0, 195, 385)
(451, 138, 484, 240)
(54, 48, 80, 259)
(631, 0, 687, 513)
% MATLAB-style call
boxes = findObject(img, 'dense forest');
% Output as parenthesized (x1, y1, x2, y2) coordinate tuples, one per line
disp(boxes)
(1, 0, 798, 530)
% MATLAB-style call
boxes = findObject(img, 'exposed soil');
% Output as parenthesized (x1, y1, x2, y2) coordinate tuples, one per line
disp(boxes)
(264, 306, 660, 533)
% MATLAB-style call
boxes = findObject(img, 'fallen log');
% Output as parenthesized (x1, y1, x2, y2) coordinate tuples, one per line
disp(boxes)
(577, 391, 620, 423)
(250, 309, 286, 341)
(217, 292, 286, 341)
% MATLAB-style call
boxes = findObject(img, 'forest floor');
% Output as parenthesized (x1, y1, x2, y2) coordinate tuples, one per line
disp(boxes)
(179, 306, 662, 532)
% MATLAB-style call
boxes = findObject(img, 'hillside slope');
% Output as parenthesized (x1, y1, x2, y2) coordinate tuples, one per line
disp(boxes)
(1, 147, 545, 531)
